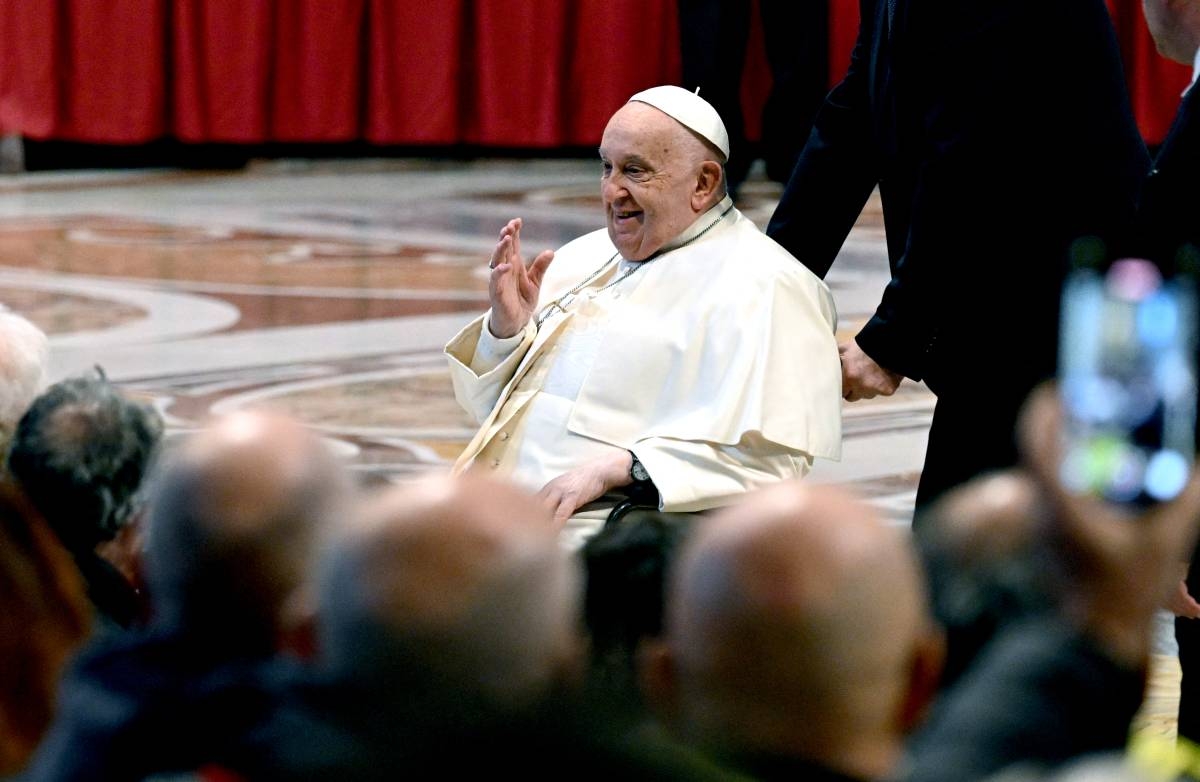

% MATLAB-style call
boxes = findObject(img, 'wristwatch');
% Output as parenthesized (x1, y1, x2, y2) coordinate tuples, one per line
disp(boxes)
(629, 452, 652, 484)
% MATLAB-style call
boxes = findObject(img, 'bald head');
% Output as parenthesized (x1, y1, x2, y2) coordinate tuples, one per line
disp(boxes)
(319, 474, 581, 711)
(658, 481, 938, 774)
(145, 410, 348, 637)
(917, 471, 1060, 686)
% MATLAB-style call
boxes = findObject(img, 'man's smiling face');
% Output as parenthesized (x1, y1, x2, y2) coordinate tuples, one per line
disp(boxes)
(599, 102, 705, 261)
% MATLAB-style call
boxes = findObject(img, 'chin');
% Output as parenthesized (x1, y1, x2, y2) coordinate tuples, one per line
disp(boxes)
(611, 237, 641, 261)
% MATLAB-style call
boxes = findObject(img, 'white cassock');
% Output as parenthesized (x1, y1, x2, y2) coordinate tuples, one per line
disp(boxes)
(445, 195, 842, 543)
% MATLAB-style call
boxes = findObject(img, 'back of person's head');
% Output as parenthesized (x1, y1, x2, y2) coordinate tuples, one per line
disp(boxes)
(915, 470, 1059, 687)
(0, 310, 48, 451)
(644, 481, 943, 779)
(0, 480, 90, 775)
(318, 473, 581, 725)
(144, 410, 348, 648)
(582, 511, 694, 721)
(8, 373, 163, 553)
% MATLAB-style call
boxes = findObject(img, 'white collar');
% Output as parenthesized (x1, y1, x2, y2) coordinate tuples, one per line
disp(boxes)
(623, 194, 735, 265)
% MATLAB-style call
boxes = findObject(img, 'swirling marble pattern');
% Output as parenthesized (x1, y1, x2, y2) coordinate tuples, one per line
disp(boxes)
(1, 158, 1182, 737)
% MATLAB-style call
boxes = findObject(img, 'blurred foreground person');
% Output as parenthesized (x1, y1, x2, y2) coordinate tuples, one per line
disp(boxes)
(8, 374, 162, 629)
(906, 386, 1200, 782)
(0, 309, 47, 452)
(915, 472, 1055, 688)
(643, 481, 943, 781)
(231, 474, 731, 781)
(581, 510, 695, 727)
(646, 385, 1200, 781)
(27, 410, 349, 782)
(0, 483, 89, 776)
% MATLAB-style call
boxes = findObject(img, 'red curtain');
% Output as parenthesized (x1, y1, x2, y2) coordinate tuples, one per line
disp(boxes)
(173, 0, 272, 143)
(366, 0, 465, 145)
(1, 0, 167, 143)
(0, 0, 1188, 147)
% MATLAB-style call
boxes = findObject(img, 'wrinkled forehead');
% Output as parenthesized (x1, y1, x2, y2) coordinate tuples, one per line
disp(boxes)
(599, 101, 691, 161)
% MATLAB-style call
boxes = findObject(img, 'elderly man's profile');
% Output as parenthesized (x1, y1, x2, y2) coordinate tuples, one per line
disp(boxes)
(445, 85, 843, 544)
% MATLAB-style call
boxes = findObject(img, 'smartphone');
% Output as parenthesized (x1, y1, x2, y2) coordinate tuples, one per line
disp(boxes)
(1058, 258, 1197, 505)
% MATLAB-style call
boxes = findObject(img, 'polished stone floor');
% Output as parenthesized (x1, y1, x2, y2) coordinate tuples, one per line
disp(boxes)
(0, 158, 931, 514)
(0, 158, 1179, 736)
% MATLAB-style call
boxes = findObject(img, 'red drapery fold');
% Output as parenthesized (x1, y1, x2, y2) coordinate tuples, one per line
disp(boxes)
(1, 0, 167, 143)
(271, 0, 367, 142)
(565, 0, 683, 147)
(366, 0, 465, 145)
(173, 0, 273, 143)
(0, 0, 1189, 148)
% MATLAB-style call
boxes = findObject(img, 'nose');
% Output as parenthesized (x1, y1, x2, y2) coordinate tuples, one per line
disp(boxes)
(602, 172, 627, 203)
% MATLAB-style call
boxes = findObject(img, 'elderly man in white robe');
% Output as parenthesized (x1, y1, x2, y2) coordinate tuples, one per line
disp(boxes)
(446, 86, 842, 545)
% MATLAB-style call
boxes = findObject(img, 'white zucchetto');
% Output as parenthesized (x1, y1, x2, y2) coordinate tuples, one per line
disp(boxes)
(627, 85, 731, 162)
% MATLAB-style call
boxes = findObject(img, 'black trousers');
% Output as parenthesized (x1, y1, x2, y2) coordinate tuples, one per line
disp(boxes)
(1179, 557, 1200, 743)
(677, 0, 829, 190)
(913, 388, 1026, 517)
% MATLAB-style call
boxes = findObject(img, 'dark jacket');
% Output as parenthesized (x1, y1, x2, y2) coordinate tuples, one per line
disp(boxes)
(769, 0, 1150, 393)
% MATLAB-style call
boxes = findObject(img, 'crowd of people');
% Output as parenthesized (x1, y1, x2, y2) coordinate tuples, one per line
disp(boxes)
(0, 325, 1193, 782)
(3, 0, 1200, 779)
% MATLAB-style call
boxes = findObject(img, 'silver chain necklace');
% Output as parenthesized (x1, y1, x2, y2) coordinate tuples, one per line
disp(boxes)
(533, 201, 735, 328)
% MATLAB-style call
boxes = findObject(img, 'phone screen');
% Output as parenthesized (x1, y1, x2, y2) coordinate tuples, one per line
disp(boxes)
(1058, 258, 1197, 505)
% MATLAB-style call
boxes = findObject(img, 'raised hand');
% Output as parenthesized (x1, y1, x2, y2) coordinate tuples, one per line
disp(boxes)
(1019, 384, 1200, 666)
(487, 218, 555, 338)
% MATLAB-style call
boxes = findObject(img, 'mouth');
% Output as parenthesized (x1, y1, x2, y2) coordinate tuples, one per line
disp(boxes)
(611, 208, 643, 226)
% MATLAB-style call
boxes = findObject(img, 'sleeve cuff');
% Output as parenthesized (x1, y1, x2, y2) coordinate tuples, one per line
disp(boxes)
(472, 312, 529, 374)
(855, 315, 932, 382)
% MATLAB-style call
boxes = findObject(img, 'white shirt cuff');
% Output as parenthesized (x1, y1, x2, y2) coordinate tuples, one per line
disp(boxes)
(471, 311, 526, 373)
(1187, 49, 1200, 96)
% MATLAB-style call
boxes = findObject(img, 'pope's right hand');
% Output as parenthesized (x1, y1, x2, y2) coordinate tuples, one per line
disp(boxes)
(487, 218, 555, 338)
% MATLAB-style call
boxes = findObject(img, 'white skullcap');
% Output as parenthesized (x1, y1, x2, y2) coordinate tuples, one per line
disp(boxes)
(627, 85, 730, 161)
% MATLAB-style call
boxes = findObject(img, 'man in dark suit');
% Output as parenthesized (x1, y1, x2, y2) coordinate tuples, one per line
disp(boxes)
(767, 0, 1151, 511)
(1138, 0, 1200, 746)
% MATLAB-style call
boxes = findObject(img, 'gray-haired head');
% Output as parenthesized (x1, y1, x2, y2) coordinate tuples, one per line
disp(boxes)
(7, 373, 163, 553)
(0, 311, 48, 450)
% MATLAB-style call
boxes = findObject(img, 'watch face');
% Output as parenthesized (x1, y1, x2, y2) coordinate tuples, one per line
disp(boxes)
(631, 458, 651, 483)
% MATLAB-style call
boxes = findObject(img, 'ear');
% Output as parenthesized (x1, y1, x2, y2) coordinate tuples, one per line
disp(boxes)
(638, 637, 681, 724)
(896, 627, 946, 734)
(691, 160, 724, 211)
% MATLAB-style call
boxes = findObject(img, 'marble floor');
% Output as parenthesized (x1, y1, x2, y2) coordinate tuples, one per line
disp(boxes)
(0, 157, 1179, 735)
(0, 158, 930, 515)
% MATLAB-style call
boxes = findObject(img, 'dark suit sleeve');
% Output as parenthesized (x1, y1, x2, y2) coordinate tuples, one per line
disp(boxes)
(857, 0, 1147, 383)
(1140, 87, 1200, 264)
(766, 0, 880, 280)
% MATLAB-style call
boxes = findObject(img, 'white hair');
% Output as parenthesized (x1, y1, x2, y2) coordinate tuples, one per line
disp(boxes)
(0, 311, 48, 438)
